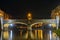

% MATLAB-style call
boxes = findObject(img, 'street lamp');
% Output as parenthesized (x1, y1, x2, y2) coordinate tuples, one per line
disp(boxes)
(27, 12, 32, 20)
(27, 12, 34, 39)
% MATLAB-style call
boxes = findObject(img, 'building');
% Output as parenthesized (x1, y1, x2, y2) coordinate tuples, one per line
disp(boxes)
(0, 9, 12, 19)
(51, 5, 60, 19)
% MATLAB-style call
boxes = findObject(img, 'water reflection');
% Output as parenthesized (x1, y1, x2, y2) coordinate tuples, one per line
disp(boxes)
(3, 31, 9, 40)
(9, 30, 13, 40)
(0, 29, 60, 40)
(49, 30, 52, 40)
(0, 31, 3, 40)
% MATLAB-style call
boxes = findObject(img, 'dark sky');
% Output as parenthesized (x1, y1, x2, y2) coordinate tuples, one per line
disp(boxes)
(0, 0, 60, 19)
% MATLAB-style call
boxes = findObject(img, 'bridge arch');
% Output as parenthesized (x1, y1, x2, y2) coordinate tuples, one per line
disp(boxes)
(30, 22, 45, 27)
(4, 22, 28, 28)
(30, 22, 57, 29)
(13, 22, 28, 26)
(29, 22, 56, 39)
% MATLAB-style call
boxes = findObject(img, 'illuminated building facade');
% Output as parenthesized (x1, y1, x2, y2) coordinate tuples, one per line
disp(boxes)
(51, 5, 60, 19)
(0, 9, 12, 19)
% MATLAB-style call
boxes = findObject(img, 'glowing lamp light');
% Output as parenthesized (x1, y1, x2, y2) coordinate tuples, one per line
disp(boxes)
(0, 14, 3, 17)
(56, 13, 59, 16)
(28, 13, 31, 17)
(27, 13, 32, 20)
(4, 24, 9, 27)
(10, 24, 14, 26)
(48, 24, 56, 28)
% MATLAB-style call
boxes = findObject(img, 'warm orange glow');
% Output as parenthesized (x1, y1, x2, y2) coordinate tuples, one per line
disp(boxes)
(35, 30, 43, 39)
(0, 13, 3, 16)
(56, 13, 59, 16)
(27, 13, 32, 20)
(38, 22, 43, 27)
(0, 10, 4, 17)
(4, 24, 9, 27)
(5, 18, 9, 20)
(28, 13, 32, 17)
(35, 30, 37, 38)
(38, 30, 43, 39)
(3, 31, 9, 39)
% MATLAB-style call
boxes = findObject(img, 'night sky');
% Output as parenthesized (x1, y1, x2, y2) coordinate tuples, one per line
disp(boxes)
(0, 0, 60, 19)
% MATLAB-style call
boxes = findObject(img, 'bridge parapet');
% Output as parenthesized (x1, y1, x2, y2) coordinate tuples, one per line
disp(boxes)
(31, 19, 56, 24)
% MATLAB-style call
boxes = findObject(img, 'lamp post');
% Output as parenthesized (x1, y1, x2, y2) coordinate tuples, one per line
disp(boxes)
(56, 13, 59, 29)
(27, 13, 33, 39)
(0, 13, 4, 30)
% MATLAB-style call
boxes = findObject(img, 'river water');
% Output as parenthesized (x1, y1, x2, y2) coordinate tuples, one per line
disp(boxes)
(0, 29, 60, 40)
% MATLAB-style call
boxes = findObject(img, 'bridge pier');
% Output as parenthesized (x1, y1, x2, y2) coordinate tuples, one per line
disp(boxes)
(0, 16, 3, 30)
(27, 20, 35, 39)
(56, 16, 59, 30)
(27, 25, 33, 39)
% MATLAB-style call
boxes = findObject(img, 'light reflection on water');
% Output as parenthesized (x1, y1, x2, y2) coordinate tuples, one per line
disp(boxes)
(9, 30, 13, 40)
(48, 30, 53, 40)
(0, 30, 60, 40)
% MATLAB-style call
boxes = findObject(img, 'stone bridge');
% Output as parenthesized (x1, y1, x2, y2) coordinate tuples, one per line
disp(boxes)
(0, 16, 59, 30)
(0, 16, 59, 39)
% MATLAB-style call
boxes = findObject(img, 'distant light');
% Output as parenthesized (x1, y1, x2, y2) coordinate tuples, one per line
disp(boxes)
(27, 13, 32, 20)
(10, 24, 14, 27)
(48, 24, 51, 27)
(56, 13, 59, 16)
(0, 13, 3, 16)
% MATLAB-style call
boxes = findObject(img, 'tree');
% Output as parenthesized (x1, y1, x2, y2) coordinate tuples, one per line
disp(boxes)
(54, 29, 60, 37)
